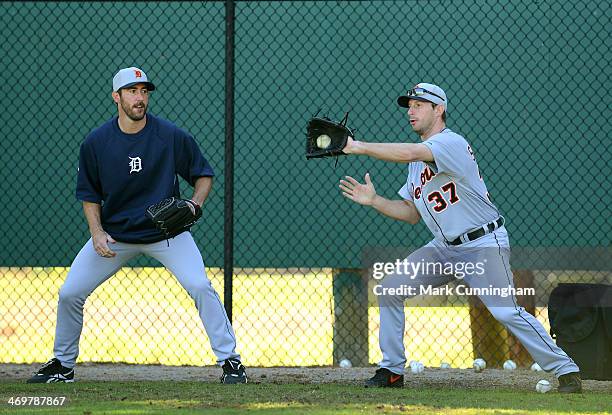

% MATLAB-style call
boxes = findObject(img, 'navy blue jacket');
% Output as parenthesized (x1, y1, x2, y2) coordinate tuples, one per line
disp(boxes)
(76, 114, 214, 243)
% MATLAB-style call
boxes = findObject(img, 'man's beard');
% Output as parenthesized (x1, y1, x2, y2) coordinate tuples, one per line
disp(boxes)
(121, 100, 147, 121)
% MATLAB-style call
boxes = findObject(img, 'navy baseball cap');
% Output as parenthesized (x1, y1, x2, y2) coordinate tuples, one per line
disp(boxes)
(112, 67, 155, 92)
(397, 83, 447, 111)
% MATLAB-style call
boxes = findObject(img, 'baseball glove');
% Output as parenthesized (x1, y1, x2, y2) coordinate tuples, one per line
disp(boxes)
(145, 197, 202, 238)
(305, 112, 354, 160)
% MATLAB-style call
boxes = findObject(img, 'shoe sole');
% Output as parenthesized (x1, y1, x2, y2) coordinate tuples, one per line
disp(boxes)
(364, 383, 403, 388)
(221, 375, 248, 384)
(26, 378, 74, 384)
(558, 387, 582, 393)
(47, 379, 74, 383)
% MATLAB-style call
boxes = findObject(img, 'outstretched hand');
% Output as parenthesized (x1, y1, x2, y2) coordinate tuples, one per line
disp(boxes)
(339, 173, 377, 206)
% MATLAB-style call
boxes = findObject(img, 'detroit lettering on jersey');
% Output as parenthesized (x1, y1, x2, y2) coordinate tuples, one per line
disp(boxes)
(398, 129, 500, 242)
(76, 114, 214, 243)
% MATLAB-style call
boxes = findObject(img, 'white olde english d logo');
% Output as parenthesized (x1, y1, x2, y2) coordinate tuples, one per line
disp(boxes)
(129, 156, 142, 174)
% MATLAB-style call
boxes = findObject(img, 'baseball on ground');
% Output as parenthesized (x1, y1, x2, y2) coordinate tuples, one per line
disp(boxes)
(473, 358, 486, 372)
(503, 359, 517, 370)
(339, 359, 352, 368)
(535, 379, 552, 393)
(531, 362, 543, 372)
(410, 361, 424, 374)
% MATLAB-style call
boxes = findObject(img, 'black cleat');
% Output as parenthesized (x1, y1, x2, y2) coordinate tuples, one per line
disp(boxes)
(364, 368, 404, 388)
(221, 358, 247, 384)
(558, 372, 582, 393)
(26, 358, 74, 383)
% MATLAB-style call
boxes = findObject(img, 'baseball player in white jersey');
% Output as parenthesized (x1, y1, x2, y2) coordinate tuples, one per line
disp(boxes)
(338, 83, 582, 393)
(27, 67, 247, 384)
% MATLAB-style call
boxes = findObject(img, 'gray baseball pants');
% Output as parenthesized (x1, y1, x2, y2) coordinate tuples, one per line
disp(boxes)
(53, 231, 239, 368)
(377, 226, 579, 377)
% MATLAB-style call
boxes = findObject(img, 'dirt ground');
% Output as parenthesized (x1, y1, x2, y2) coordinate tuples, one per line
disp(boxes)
(2, 363, 611, 393)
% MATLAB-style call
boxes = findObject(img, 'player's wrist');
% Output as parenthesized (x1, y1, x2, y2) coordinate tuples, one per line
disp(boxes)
(368, 193, 380, 207)
(350, 139, 365, 155)
(90, 227, 105, 237)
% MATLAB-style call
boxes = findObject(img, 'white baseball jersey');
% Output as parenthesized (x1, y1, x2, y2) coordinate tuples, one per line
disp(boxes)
(398, 128, 500, 242)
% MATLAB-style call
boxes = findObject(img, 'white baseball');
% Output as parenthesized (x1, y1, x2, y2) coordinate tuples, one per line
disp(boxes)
(410, 361, 424, 374)
(316, 134, 332, 149)
(535, 379, 552, 393)
(473, 358, 486, 372)
(440, 362, 451, 369)
(339, 359, 352, 368)
(530, 363, 543, 372)
(503, 360, 517, 370)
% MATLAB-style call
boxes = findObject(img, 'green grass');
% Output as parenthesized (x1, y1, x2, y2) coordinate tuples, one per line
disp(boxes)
(0, 382, 610, 414)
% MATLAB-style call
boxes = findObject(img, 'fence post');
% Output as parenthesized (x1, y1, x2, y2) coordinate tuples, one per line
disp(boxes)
(223, 0, 235, 321)
(468, 295, 508, 367)
(332, 268, 369, 366)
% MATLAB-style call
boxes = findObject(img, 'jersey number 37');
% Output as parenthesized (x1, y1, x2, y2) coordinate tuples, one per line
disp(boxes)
(427, 182, 459, 212)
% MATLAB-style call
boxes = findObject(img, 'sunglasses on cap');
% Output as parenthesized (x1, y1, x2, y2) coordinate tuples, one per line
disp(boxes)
(408, 87, 445, 101)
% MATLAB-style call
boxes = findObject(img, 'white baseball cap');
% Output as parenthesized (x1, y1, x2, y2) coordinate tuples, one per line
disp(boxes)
(397, 83, 447, 111)
(112, 67, 155, 92)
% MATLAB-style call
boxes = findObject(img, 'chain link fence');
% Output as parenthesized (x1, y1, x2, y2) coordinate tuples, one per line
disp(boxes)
(1, 1, 609, 369)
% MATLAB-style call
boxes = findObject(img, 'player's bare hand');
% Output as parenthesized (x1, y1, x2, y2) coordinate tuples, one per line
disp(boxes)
(92, 230, 116, 258)
(339, 173, 376, 206)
